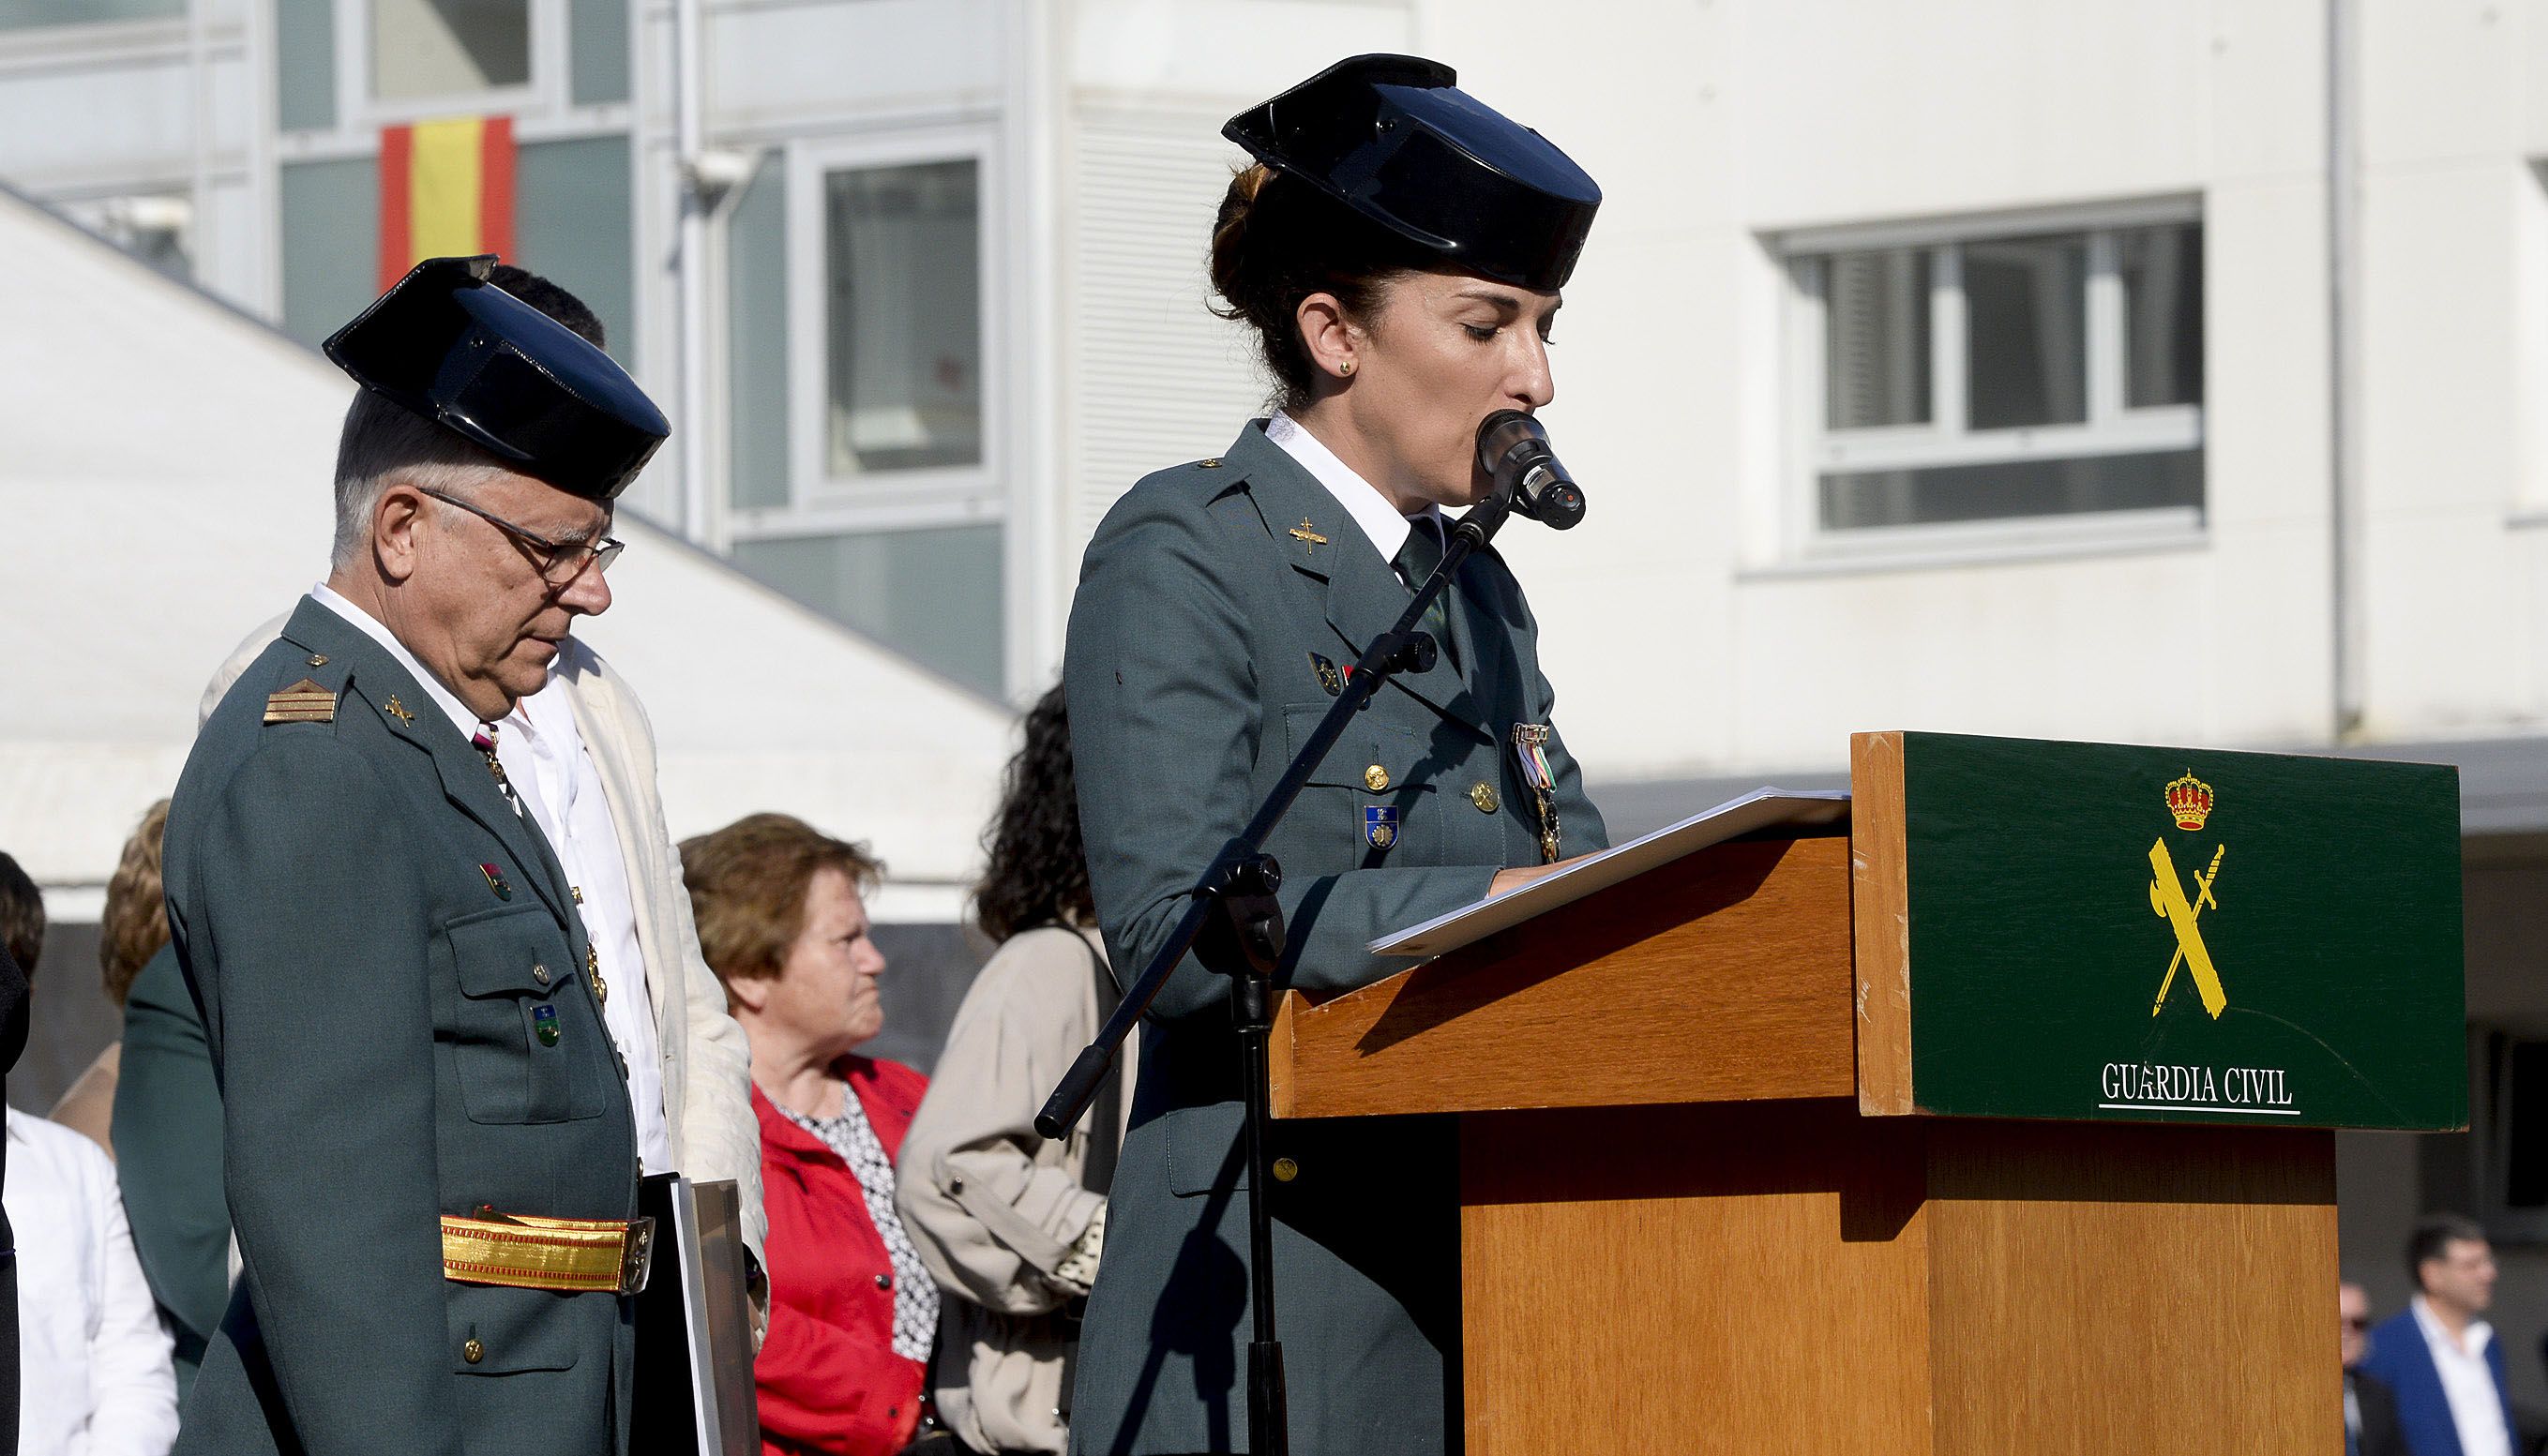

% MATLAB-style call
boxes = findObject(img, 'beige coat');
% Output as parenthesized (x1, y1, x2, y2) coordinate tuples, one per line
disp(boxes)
(895, 925, 1135, 1456)
(205, 618, 766, 1266)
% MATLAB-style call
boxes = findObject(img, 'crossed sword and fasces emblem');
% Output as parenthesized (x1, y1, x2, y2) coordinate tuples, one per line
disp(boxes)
(2147, 839, 2228, 1019)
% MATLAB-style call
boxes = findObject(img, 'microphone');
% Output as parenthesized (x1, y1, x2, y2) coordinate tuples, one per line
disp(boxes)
(1475, 410, 1585, 529)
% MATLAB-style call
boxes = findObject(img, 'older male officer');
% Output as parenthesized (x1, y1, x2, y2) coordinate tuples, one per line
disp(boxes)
(165, 256, 672, 1456)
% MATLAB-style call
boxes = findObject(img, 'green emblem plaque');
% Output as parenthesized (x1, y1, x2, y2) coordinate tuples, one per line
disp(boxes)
(1875, 732, 2465, 1131)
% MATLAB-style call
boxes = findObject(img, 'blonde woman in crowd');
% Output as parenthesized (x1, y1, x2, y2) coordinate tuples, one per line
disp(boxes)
(48, 798, 170, 1152)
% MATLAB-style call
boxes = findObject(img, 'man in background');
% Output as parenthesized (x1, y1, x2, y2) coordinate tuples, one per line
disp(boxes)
(0, 854, 28, 1456)
(2344, 1280, 2408, 1456)
(2359, 1215, 2519, 1456)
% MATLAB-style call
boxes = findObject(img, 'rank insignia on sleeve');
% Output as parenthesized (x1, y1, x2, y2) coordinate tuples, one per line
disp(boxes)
(479, 863, 511, 900)
(1364, 804, 1399, 851)
(262, 678, 338, 725)
(531, 1003, 561, 1046)
(1309, 653, 1344, 697)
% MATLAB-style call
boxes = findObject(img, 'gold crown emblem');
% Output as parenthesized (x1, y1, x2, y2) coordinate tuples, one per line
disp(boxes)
(2164, 770, 2214, 831)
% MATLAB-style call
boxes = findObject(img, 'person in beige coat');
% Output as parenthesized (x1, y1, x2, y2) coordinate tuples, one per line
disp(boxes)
(897, 684, 1135, 1456)
(198, 267, 764, 1280)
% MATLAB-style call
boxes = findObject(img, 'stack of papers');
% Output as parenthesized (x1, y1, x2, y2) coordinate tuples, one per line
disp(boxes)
(1368, 788, 1852, 959)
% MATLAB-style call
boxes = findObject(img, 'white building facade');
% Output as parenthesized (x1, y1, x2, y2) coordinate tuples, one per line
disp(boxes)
(9, 0, 2548, 1411)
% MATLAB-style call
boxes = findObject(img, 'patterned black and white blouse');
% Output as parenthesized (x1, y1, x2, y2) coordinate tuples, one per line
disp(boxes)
(778, 1084, 940, 1362)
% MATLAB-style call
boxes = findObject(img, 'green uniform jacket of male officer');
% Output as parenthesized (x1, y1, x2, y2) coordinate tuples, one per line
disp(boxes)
(163, 597, 640, 1456)
(1063, 419, 1607, 1456)
(113, 941, 228, 1394)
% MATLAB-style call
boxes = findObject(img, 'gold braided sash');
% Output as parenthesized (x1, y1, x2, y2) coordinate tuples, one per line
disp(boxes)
(440, 1210, 655, 1295)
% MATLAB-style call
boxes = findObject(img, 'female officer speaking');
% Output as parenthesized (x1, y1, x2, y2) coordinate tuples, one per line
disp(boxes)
(1061, 55, 1609, 1456)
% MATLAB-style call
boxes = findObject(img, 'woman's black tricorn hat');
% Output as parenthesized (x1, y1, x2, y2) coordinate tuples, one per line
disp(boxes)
(323, 255, 670, 502)
(1223, 54, 1602, 293)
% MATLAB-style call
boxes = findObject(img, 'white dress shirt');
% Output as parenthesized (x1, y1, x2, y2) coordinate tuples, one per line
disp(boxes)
(1264, 410, 1445, 575)
(500, 681, 673, 1173)
(2411, 1295, 2514, 1456)
(7, 1108, 178, 1456)
(310, 585, 672, 1172)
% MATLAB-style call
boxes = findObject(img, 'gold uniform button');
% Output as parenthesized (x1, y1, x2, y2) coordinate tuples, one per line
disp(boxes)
(462, 1338, 484, 1364)
(1470, 782, 1500, 814)
(531, 964, 550, 985)
(1272, 1157, 1300, 1183)
(1364, 764, 1390, 792)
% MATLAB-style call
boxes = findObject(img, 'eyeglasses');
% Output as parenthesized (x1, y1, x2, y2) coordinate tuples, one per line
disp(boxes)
(423, 488, 626, 585)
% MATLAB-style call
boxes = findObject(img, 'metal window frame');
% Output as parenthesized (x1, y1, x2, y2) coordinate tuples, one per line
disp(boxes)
(1783, 197, 2206, 554)
(334, 0, 562, 130)
(753, 125, 1004, 535)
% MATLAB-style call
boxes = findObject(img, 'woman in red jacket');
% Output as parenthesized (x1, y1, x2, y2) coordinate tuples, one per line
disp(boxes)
(682, 813, 936, 1456)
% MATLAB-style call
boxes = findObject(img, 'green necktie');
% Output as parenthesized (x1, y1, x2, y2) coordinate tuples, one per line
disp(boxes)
(1392, 516, 1458, 670)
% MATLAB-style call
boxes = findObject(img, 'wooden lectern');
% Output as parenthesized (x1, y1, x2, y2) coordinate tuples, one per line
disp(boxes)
(1267, 731, 2465, 1454)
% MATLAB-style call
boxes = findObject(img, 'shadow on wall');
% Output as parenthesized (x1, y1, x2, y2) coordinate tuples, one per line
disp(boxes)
(7, 920, 988, 1113)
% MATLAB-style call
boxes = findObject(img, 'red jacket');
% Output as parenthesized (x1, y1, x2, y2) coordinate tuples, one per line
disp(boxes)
(753, 1058, 930, 1456)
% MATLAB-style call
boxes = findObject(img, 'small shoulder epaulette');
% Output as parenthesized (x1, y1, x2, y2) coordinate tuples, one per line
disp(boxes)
(264, 677, 339, 725)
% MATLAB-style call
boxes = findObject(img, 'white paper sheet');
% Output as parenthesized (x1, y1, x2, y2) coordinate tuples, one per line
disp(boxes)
(1368, 788, 1853, 959)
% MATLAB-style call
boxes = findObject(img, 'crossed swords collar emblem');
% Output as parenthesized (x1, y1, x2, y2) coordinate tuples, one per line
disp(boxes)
(2147, 770, 2227, 1019)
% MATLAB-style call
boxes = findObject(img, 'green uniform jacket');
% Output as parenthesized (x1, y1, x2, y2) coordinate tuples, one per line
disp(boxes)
(1062, 420, 1606, 1456)
(112, 942, 227, 1393)
(163, 597, 640, 1456)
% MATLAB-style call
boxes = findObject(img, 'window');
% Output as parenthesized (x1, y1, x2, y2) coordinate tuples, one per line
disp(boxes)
(54, 193, 192, 280)
(727, 133, 1006, 697)
(0, 0, 181, 30)
(1791, 205, 2204, 540)
(2471, 1029, 2548, 1242)
(822, 158, 983, 479)
(369, 0, 529, 101)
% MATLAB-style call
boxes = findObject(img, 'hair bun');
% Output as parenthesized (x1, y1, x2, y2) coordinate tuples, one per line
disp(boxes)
(1209, 163, 1277, 309)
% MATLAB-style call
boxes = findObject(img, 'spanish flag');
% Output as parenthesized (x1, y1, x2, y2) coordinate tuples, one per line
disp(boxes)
(378, 115, 517, 291)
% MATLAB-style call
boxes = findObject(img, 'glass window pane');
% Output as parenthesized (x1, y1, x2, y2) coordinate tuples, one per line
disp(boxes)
(277, 0, 337, 130)
(2506, 1041, 2548, 1209)
(279, 157, 380, 349)
(729, 526, 1003, 696)
(0, 0, 181, 30)
(727, 154, 791, 513)
(515, 134, 634, 362)
(568, 0, 629, 106)
(2119, 223, 2204, 409)
(1965, 233, 2088, 429)
(371, 0, 528, 100)
(1823, 248, 1931, 429)
(53, 195, 192, 280)
(1818, 448, 2202, 530)
(824, 159, 983, 476)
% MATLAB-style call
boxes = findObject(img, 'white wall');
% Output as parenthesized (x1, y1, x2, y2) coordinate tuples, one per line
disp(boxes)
(1386, 0, 2344, 783)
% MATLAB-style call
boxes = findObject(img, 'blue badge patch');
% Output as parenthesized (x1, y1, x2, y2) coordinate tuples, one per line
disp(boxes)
(531, 1002, 561, 1046)
(1364, 804, 1399, 851)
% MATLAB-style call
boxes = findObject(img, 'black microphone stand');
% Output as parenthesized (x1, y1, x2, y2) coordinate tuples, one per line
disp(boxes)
(1035, 476, 1524, 1456)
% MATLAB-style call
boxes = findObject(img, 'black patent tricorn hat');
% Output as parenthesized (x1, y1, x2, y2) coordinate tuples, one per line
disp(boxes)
(1223, 54, 1601, 293)
(323, 255, 669, 502)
